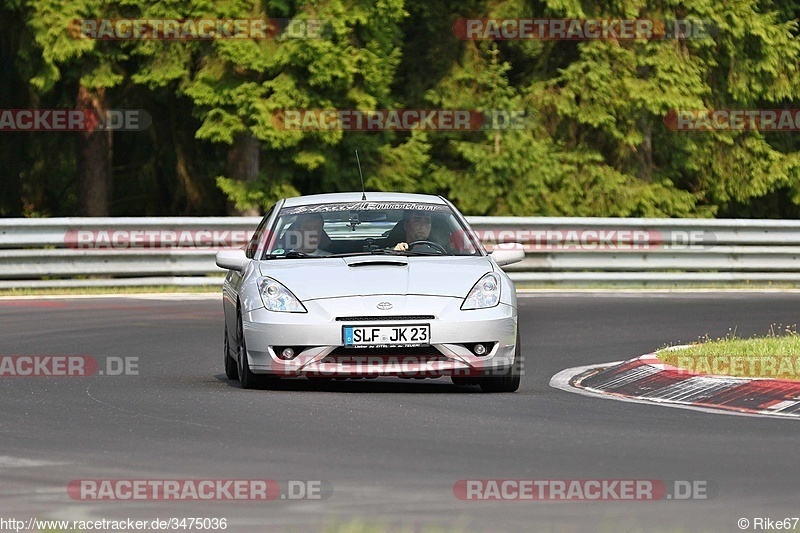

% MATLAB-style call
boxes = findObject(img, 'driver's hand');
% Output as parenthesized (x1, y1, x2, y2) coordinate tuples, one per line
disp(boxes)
(393, 242, 408, 251)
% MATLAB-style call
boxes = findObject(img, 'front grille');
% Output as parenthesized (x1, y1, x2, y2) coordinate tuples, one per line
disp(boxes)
(323, 345, 449, 364)
(335, 315, 436, 322)
(328, 346, 443, 356)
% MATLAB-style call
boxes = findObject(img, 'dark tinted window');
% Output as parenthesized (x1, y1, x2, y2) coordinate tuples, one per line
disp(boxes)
(245, 206, 273, 259)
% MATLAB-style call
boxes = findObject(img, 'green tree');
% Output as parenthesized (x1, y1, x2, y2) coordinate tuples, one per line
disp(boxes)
(21, 0, 126, 215)
(182, 0, 407, 213)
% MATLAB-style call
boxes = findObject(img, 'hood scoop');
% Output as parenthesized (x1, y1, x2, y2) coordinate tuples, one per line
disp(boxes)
(344, 257, 409, 268)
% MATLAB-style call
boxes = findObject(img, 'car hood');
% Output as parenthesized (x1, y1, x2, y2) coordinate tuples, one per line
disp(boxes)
(257, 256, 494, 301)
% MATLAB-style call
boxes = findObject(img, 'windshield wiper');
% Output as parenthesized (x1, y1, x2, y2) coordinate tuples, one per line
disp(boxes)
(264, 250, 318, 259)
(392, 250, 447, 256)
(329, 250, 385, 258)
(331, 249, 446, 258)
(285, 250, 317, 258)
(330, 248, 410, 258)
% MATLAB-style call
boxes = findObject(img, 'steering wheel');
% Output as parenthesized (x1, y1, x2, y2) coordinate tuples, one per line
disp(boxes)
(406, 240, 448, 254)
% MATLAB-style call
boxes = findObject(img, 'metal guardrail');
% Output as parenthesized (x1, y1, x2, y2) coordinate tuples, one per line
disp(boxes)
(1, 217, 800, 288)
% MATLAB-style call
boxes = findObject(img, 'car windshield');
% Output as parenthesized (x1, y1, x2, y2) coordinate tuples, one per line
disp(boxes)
(262, 201, 482, 258)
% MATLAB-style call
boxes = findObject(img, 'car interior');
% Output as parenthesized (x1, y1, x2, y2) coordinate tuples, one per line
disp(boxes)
(271, 213, 463, 255)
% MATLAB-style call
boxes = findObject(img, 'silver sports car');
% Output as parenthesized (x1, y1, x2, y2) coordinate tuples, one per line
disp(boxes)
(215, 192, 525, 392)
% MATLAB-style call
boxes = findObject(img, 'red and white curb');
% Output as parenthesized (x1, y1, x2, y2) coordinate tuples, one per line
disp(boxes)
(550, 352, 800, 420)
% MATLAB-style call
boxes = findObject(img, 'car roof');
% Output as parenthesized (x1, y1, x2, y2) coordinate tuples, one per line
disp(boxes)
(281, 192, 447, 207)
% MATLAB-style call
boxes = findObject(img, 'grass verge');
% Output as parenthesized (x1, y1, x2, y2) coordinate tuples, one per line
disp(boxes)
(656, 325, 800, 380)
(0, 285, 219, 297)
(513, 282, 800, 290)
(3, 281, 800, 296)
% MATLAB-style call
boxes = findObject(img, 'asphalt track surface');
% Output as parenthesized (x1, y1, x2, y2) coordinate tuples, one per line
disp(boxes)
(1, 292, 799, 532)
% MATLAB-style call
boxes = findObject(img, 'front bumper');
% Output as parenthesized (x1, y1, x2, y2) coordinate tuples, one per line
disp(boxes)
(242, 295, 517, 378)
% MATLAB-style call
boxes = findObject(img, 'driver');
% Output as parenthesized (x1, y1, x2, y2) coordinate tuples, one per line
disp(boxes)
(286, 213, 331, 256)
(393, 210, 433, 252)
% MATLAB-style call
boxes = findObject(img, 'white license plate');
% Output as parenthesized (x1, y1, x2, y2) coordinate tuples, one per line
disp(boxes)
(343, 325, 430, 348)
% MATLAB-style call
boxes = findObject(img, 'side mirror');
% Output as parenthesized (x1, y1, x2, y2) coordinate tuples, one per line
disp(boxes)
(490, 244, 525, 267)
(216, 249, 248, 271)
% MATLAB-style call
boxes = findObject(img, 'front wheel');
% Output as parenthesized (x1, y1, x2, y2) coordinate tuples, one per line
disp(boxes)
(236, 312, 260, 389)
(479, 331, 522, 393)
(224, 324, 239, 380)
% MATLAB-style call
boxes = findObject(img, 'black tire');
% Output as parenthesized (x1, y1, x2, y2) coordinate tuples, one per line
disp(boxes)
(224, 324, 239, 380)
(451, 376, 479, 386)
(236, 310, 261, 389)
(479, 330, 522, 393)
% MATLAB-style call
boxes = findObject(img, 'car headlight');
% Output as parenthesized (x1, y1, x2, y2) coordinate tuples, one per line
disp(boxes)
(461, 273, 500, 310)
(257, 277, 307, 313)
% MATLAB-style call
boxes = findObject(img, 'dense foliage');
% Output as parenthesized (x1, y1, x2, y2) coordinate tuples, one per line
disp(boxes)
(2, 0, 800, 217)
